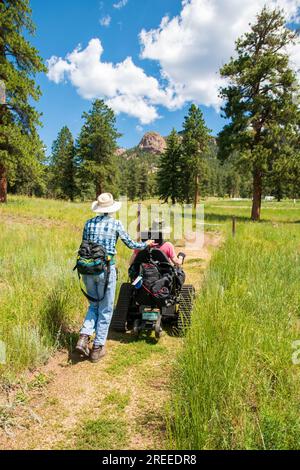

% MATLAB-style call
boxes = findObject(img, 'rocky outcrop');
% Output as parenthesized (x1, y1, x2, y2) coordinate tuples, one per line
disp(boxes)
(115, 148, 126, 157)
(138, 132, 166, 154)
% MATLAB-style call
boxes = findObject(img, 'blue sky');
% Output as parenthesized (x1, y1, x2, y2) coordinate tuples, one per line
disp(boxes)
(29, 0, 224, 152)
(29, 0, 300, 154)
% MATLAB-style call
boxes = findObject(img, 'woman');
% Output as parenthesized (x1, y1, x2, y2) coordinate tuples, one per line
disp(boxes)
(76, 193, 154, 363)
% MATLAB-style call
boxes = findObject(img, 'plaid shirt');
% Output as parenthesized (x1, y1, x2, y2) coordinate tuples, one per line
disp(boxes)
(82, 215, 147, 255)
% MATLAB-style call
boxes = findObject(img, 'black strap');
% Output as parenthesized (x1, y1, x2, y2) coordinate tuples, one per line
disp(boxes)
(76, 262, 111, 303)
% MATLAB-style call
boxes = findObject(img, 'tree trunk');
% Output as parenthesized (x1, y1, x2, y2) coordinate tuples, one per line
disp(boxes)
(251, 169, 262, 221)
(0, 68, 6, 204)
(96, 180, 103, 199)
(0, 164, 7, 203)
(0, 0, 6, 203)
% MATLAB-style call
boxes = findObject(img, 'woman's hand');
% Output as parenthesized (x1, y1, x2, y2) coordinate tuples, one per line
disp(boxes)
(145, 239, 156, 247)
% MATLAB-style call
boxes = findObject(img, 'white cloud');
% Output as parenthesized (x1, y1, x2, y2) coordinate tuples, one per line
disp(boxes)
(140, 0, 300, 110)
(47, 0, 300, 124)
(136, 125, 144, 133)
(47, 56, 74, 84)
(46, 39, 176, 123)
(113, 0, 128, 9)
(99, 15, 111, 27)
(107, 95, 159, 124)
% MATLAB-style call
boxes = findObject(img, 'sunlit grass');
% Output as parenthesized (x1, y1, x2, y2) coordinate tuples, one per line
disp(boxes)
(1, 194, 300, 451)
(1, 195, 299, 225)
(73, 417, 128, 450)
(168, 222, 300, 449)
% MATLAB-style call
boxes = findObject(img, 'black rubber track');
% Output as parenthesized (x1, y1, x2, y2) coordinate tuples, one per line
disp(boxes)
(110, 282, 132, 332)
(175, 284, 195, 335)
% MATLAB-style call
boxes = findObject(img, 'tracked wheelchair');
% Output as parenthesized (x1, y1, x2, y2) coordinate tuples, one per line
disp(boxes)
(110, 231, 195, 339)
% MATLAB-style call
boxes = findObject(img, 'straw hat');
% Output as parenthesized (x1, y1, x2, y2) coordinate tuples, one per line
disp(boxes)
(91, 193, 122, 214)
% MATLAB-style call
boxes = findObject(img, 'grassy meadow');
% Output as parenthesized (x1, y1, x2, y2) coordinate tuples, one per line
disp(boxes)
(1, 195, 300, 450)
(168, 210, 300, 449)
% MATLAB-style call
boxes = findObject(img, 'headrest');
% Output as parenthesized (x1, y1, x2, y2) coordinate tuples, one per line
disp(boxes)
(141, 230, 164, 245)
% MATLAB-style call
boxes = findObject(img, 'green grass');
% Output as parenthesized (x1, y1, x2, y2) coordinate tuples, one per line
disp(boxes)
(203, 198, 300, 223)
(168, 222, 300, 449)
(103, 390, 131, 410)
(74, 417, 128, 450)
(2, 195, 299, 232)
(2, 195, 300, 450)
(105, 340, 167, 376)
(0, 221, 82, 376)
(59, 387, 131, 450)
(0, 195, 90, 226)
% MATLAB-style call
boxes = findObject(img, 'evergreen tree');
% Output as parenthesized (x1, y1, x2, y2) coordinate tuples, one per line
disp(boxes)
(50, 126, 77, 200)
(0, 0, 46, 202)
(126, 158, 140, 201)
(219, 7, 300, 220)
(157, 129, 182, 205)
(77, 100, 121, 199)
(137, 163, 149, 201)
(10, 133, 46, 196)
(118, 148, 159, 201)
(180, 105, 211, 207)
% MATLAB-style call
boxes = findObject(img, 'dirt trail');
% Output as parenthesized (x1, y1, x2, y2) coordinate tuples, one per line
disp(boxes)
(0, 232, 222, 450)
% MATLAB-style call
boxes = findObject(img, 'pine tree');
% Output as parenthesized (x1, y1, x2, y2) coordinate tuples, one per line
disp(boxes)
(219, 7, 300, 220)
(125, 158, 140, 201)
(77, 100, 121, 199)
(10, 133, 46, 196)
(157, 129, 182, 205)
(119, 148, 159, 201)
(50, 126, 77, 200)
(0, 0, 47, 202)
(137, 163, 149, 201)
(180, 105, 211, 207)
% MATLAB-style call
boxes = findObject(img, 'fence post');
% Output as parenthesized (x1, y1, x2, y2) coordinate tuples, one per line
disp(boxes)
(232, 216, 236, 238)
(137, 202, 141, 242)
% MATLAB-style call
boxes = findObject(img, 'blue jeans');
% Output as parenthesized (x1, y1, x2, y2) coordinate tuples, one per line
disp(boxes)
(80, 265, 117, 347)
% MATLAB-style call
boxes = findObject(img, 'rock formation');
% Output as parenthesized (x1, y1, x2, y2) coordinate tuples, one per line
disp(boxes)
(138, 131, 166, 154)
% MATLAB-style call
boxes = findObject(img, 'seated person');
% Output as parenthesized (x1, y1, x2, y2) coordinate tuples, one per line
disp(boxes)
(129, 219, 184, 266)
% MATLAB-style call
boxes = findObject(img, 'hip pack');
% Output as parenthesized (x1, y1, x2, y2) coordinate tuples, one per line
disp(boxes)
(74, 240, 110, 302)
(75, 241, 108, 275)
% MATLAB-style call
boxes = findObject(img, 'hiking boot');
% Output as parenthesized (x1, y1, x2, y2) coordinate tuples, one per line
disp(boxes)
(75, 334, 90, 357)
(90, 345, 106, 363)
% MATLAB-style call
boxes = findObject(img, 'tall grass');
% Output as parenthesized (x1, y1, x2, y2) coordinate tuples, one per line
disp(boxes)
(2, 193, 300, 452)
(168, 222, 300, 449)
